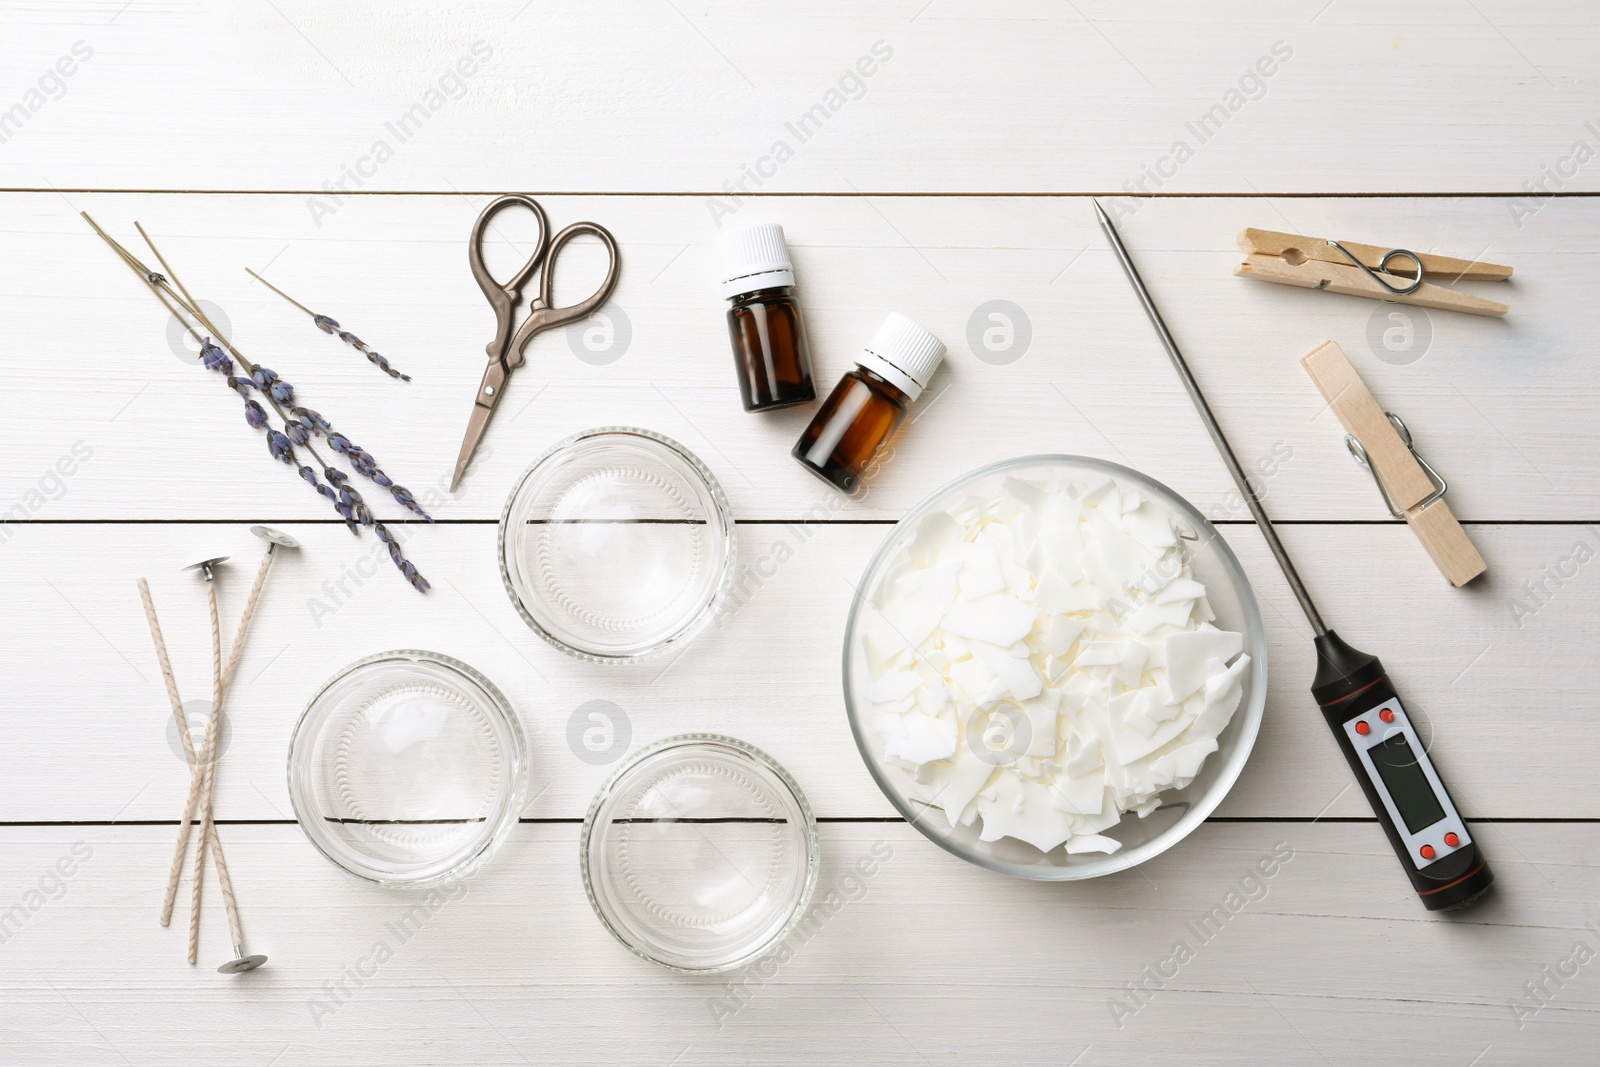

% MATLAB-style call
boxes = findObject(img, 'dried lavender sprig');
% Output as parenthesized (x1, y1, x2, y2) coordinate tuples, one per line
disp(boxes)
(373, 521, 430, 592)
(208, 332, 432, 529)
(291, 409, 435, 523)
(197, 338, 362, 534)
(84, 215, 432, 594)
(246, 268, 411, 382)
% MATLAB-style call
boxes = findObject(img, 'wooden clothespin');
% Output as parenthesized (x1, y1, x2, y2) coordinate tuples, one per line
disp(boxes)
(1237, 228, 1511, 318)
(1302, 341, 1487, 587)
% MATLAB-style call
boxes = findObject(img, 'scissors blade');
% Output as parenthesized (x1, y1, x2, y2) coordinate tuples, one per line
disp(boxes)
(450, 362, 509, 492)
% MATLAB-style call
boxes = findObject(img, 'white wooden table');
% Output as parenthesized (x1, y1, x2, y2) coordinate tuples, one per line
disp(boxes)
(3, 2, 1598, 1063)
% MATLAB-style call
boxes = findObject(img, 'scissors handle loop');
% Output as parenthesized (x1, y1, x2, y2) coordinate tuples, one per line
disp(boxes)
(507, 220, 621, 366)
(469, 195, 550, 361)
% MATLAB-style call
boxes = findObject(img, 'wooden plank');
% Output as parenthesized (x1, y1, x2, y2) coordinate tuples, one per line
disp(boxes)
(0, 822, 1593, 1065)
(3, 521, 1594, 823)
(3, 2, 1599, 194)
(2, 193, 1596, 522)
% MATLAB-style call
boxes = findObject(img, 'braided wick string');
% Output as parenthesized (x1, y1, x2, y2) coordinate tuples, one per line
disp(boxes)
(207, 820, 244, 949)
(197, 550, 272, 957)
(186, 549, 275, 963)
(187, 580, 223, 964)
(138, 579, 223, 929)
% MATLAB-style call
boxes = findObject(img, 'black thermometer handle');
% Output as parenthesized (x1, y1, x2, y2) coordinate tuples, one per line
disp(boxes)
(1312, 632, 1493, 911)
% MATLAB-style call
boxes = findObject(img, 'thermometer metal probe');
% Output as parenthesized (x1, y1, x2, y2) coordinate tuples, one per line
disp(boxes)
(1093, 200, 1493, 911)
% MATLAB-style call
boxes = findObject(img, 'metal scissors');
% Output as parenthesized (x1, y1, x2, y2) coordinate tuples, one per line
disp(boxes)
(451, 194, 621, 491)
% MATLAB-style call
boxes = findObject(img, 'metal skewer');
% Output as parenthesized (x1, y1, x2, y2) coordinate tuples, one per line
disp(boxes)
(1092, 199, 1326, 636)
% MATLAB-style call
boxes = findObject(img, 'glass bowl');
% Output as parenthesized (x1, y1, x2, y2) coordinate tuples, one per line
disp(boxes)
(287, 650, 528, 887)
(499, 427, 736, 663)
(581, 734, 820, 973)
(843, 455, 1267, 881)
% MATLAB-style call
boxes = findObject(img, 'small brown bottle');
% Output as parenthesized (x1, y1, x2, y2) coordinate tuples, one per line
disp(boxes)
(718, 223, 816, 412)
(793, 313, 947, 495)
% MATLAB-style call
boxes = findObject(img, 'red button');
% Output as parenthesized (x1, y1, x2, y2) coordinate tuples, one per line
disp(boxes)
(1355, 721, 1371, 735)
(1420, 844, 1436, 860)
(1379, 709, 1395, 723)
(1444, 832, 1460, 847)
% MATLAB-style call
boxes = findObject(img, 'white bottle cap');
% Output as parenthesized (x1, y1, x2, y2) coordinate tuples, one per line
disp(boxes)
(717, 223, 796, 300)
(855, 313, 946, 400)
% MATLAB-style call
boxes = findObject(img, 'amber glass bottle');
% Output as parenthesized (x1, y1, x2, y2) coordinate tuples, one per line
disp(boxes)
(718, 223, 815, 411)
(793, 313, 946, 495)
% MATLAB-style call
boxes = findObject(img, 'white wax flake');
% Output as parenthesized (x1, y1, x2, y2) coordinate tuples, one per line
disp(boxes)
(867, 670, 923, 703)
(881, 562, 961, 643)
(1020, 696, 1060, 758)
(864, 475, 1250, 856)
(1039, 615, 1086, 656)
(1080, 479, 1117, 509)
(946, 657, 1000, 709)
(1120, 501, 1178, 551)
(1155, 577, 1207, 605)
(1035, 569, 1098, 615)
(908, 510, 961, 567)
(971, 640, 1044, 701)
(917, 752, 993, 825)
(913, 676, 950, 716)
(1074, 640, 1124, 667)
(1128, 600, 1195, 634)
(884, 712, 958, 764)
(1064, 834, 1121, 855)
(1165, 629, 1245, 701)
(942, 594, 1038, 647)
(952, 540, 1007, 600)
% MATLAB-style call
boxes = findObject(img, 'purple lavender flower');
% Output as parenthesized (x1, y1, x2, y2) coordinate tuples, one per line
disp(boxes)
(316, 424, 434, 522)
(250, 367, 295, 403)
(293, 408, 331, 436)
(331, 330, 412, 382)
(371, 521, 429, 591)
(390, 485, 432, 521)
(297, 465, 319, 489)
(338, 485, 374, 527)
(285, 420, 310, 446)
(199, 339, 232, 373)
(400, 560, 429, 592)
(253, 273, 410, 381)
(266, 430, 294, 464)
(226, 376, 253, 398)
(243, 399, 267, 428)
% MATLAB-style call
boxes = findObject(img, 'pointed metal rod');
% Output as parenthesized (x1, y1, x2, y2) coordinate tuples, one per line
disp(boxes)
(1092, 198, 1326, 636)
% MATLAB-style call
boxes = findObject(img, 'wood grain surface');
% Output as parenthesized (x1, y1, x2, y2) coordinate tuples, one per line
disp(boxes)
(3, 2, 1598, 1064)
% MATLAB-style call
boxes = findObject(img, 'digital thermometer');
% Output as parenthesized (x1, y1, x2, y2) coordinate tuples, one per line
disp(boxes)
(1097, 201, 1494, 910)
(1313, 634, 1492, 909)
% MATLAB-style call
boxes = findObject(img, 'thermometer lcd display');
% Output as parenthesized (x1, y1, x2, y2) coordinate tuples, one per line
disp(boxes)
(1369, 732, 1446, 833)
